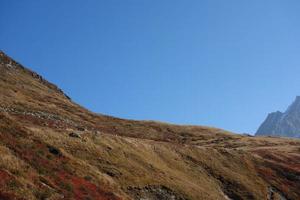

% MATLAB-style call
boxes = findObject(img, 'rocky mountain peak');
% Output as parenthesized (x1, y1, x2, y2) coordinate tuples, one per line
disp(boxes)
(256, 96, 300, 138)
(286, 96, 300, 113)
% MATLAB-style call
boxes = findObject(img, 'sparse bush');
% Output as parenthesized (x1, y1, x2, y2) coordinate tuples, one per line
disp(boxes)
(37, 149, 45, 156)
(61, 182, 73, 192)
(34, 189, 52, 200)
(84, 175, 92, 181)
(46, 154, 52, 160)
(7, 179, 19, 189)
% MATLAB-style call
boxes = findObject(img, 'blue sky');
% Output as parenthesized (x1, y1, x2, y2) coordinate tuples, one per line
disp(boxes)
(1, 1, 300, 134)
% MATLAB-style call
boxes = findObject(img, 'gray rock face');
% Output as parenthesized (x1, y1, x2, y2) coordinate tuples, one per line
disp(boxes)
(256, 96, 300, 138)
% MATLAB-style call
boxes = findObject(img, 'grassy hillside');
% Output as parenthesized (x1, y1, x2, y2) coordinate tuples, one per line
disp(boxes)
(0, 51, 299, 200)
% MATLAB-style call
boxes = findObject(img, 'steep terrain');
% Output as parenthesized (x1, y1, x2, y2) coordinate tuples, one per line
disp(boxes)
(0, 51, 300, 200)
(256, 97, 300, 138)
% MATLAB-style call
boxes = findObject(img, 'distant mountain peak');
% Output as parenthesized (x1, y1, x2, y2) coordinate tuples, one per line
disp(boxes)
(291, 95, 300, 103)
(270, 110, 283, 115)
(256, 96, 300, 138)
(291, 95, 300, 105)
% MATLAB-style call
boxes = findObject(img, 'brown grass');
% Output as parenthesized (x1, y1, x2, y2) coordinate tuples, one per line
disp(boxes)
(0, 52, 300, 200)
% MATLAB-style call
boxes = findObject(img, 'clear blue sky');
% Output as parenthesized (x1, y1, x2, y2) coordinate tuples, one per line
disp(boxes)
(1, 1, 300, 134)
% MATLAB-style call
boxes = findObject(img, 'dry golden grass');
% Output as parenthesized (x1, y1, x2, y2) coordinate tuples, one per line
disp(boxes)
(0, 51, 300, 200)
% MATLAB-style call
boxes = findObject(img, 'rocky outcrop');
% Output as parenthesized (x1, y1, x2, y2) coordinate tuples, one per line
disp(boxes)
(0, 51, 71, 100)
(256, 96, 300, 138)
(127, 185, 188, 200)
(267, 186, 287, 200)
(256, 111, 283, 136)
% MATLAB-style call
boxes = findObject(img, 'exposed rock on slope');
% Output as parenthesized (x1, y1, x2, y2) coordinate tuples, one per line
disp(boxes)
(256, 97, 300, 138)
(0, 51, 300, 200)
(0, 51, 70, 100)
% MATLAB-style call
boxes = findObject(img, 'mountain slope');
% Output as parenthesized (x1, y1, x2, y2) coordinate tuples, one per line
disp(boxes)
(256, 97, 300, 138)
(0, 51, 300, 200)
